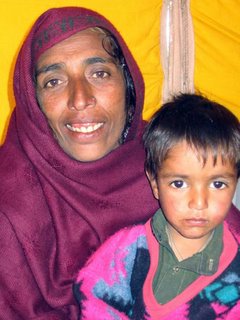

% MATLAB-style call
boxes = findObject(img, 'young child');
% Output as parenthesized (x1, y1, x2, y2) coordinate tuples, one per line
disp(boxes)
(74, 93, 240, 319)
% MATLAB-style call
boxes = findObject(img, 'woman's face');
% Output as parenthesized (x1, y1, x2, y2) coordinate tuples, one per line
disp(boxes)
(35, 29, 126, 162)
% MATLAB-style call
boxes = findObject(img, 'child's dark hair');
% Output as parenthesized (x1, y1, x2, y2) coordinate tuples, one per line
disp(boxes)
(143, 93, 240, 179)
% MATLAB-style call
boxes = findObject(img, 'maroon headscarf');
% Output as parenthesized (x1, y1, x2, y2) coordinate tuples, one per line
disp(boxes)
(0, 7, 158, 319)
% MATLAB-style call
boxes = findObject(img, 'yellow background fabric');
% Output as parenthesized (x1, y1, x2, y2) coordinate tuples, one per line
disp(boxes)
(0, 0, 240, 144)
(191, 0, 240, 118)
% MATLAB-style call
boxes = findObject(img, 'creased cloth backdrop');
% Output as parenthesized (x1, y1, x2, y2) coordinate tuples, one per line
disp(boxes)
(0, 0, 240, 143)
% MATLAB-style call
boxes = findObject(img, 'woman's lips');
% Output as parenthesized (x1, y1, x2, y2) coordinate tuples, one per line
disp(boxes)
(66, 122, 104, 133)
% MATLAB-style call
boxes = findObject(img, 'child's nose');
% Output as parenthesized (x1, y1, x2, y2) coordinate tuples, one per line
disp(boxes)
(188, 187, 208, 210)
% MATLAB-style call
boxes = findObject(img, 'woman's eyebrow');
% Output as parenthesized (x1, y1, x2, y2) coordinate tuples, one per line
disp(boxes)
(84, 56, 115, 65)
(35, 63, 62, 77)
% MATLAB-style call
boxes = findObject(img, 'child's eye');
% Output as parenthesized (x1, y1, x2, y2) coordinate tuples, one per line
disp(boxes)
(210, 181, 227, 189)
(170, 180, 187, 189)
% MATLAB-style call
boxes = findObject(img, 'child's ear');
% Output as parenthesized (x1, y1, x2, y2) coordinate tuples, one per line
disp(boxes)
(146, 171, 159, 200)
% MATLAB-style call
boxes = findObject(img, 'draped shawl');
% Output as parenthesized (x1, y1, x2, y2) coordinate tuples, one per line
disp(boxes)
(0, 7, 158, 319)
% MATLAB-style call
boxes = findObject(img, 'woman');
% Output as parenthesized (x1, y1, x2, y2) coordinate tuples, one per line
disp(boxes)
(0, 6, 158, 319)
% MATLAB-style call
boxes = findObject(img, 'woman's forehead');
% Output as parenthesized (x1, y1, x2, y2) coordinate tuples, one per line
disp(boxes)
(41, 28, 105, 50)
(35, 29, 112, 67)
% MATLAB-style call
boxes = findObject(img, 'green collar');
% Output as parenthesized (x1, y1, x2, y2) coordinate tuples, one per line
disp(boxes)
(151, 209, 223, 275)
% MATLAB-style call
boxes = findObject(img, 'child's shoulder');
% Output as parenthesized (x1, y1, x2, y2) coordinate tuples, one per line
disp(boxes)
(101, 223, 147, 252)
(84, 223, 148, 267)
(75, 223, 151, 319)
(108, 223, 147, 245)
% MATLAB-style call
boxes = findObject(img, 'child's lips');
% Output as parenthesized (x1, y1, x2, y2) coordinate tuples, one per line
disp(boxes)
(185, 218, 208, 227)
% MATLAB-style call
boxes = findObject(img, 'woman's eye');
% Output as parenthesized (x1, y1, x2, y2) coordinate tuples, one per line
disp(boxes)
(210, 181, 227, 189)
(170, 180, 187, 189)
(92, 71, 109, 79)
(44, 78, 62, 88)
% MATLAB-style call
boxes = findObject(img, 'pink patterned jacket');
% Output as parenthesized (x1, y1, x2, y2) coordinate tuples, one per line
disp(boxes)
(74, 209, 240, 319)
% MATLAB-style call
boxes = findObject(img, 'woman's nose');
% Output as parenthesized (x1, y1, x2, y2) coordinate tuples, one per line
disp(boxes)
(188, 187, 208, 210)
(67, 79, 96, 111)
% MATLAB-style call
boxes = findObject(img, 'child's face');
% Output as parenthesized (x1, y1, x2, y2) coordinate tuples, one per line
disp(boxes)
(148, 141, 238, 244)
